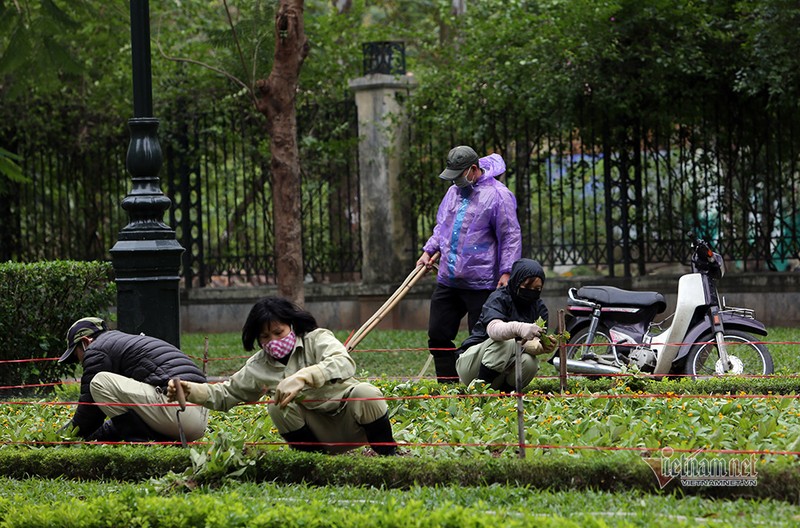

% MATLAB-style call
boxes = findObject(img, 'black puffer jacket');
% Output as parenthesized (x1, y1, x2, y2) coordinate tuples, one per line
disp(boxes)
(458, 259, 549, 352)
(72, 330, 206, 437)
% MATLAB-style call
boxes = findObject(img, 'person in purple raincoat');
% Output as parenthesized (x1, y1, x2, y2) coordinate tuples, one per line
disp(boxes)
(416, 145, 522, 383)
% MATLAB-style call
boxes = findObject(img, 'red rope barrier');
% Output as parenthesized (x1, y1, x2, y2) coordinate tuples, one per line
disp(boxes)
(8, 339, 798, 365)
(3, 390, 800, 409)
(0, 380, 79, 391)
(0, 357, 59, 365)
(3, 370, 798, 393)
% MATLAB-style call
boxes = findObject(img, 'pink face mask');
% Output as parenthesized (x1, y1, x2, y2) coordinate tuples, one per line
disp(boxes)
(265, 330, 296, 359)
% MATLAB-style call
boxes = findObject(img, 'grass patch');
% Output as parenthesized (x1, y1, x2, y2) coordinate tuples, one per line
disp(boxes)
(1, 457, 800, 526)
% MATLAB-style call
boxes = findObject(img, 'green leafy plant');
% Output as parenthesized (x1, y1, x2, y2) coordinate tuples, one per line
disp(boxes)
(534, 316, 571, 352)
(152, 431, 256, 492)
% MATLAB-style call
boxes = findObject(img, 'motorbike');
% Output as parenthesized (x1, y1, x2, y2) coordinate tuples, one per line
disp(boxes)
(553, 234, 774, 378)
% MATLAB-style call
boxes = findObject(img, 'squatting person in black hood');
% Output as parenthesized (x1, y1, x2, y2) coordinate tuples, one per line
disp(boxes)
(57, 317, 208, 442)
(455, 259, 556, 391)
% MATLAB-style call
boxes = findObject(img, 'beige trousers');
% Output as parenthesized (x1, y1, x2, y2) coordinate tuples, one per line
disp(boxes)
(268, 382, 388, 453)
(456, 338, 539, 389)
(89, 371, 208, 441)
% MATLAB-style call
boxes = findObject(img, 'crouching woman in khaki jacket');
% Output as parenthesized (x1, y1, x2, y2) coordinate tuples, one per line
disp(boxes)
(168, 296, 397, 455)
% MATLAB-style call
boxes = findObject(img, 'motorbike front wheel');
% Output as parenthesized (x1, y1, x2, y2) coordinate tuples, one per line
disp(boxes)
(683, 330, 774, 377)
(566, 325, 614, 360)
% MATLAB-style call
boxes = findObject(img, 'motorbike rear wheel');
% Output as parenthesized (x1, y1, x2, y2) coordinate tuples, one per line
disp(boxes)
(683, 330, 774, 377)
(567, 325, 614, 360)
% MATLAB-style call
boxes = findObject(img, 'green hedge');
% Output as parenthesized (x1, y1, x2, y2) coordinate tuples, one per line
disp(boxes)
(0, 261, 115, 396)
(0, 491, 620, 528)
(0, 447, 796, 504)
(0, 446, 188, 480)
(523, 376, 800, 395)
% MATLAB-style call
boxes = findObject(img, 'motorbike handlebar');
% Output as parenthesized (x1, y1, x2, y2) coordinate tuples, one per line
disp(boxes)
(687, 232, 724, 279)
(688, 232, 715, 262)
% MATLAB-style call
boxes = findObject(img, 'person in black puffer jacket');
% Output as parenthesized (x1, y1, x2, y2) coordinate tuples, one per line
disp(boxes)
(58, 317, 208, 443)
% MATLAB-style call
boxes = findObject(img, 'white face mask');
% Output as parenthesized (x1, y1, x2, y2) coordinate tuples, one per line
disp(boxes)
(453, 174, 471, 188)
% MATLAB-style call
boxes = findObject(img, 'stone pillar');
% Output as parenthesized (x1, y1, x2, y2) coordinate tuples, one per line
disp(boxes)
(349, 73, 417, 283)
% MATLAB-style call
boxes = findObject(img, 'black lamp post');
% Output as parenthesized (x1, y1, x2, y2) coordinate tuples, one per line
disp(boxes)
(110, 0, 184, 347)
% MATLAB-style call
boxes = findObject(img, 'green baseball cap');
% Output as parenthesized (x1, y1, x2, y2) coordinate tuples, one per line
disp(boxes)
(60, 317, 107, 363)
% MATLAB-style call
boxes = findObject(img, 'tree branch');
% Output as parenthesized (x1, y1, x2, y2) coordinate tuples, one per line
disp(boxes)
(154, 38, 256, 106)
(222, 0, 253, 91)
(251, 34, 268, 88)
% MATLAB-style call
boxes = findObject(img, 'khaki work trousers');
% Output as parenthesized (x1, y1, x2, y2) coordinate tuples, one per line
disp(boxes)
(89, 371, 208, 441)
(455, 338, 540, 389)
(268, 382, 388, 453)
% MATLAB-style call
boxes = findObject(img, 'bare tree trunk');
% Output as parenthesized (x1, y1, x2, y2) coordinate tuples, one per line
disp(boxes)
(255, 0, 309, 305)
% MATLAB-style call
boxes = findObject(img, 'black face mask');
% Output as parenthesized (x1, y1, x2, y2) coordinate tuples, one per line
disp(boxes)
(516, 288, 541, 304)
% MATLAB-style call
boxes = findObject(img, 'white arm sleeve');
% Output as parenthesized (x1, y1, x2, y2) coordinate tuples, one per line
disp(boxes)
(487, 320, 542, 341)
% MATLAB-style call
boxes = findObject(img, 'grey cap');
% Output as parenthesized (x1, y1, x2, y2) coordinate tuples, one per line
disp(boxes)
(439, 146, 479, 181)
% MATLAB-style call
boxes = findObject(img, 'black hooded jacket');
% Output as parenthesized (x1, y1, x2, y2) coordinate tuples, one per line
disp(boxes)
(458, 259, 549, 352)
(71, 330, 206, 437)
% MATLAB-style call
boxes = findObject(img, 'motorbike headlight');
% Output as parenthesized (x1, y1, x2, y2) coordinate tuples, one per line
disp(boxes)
(714, 253, 725, 278)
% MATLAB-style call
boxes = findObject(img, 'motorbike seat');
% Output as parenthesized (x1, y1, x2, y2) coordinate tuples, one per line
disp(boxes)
(573, 285, 667, 313)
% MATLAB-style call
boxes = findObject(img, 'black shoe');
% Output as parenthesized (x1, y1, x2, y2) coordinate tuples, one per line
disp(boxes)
(281, 425, 326, 453)
(433, 353, 459, 384)
(362, 413, 397, 456)
(86, 420, 122, 442)
(476, 363, 502, 386)
(111, 411, 171, 443)
(499, 382, 518, 393)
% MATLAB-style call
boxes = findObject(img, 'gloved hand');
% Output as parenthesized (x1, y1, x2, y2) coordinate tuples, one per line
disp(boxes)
(540, 334, 559, 355)
(509, 321, 542, 341)
(167, 379, 209, 405)
(275, 365, 325, 409)
(522, 337, 544, 356)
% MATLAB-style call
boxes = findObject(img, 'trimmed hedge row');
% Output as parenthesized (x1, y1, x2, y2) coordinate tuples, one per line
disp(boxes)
(523, 375, 800, 395)
(0, 260, 115, 396)
(0, 491, 618, 528)
(0, 446, 187, 481)
(1, 447, 797, 503)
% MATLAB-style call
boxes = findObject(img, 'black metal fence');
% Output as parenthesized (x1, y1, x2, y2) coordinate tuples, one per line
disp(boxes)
(408, 99, 800, 275)
(3, 98, 799, 282)
(162, 97, 362, 287)
(1, 99, 362, 287)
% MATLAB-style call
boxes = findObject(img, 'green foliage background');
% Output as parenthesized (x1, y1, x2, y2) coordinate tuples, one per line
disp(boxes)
(4, 0, 799, 150)
(0, 261, 116, 395)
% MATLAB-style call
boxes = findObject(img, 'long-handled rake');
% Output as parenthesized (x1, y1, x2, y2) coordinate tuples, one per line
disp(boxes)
(345, 252, 440, 353)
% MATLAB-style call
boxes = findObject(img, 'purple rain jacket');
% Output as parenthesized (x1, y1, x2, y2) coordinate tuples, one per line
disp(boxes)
(422, 154, 522, 290)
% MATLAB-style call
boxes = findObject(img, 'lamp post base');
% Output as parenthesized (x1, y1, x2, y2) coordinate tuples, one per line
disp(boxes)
(110, 237, 183, 347)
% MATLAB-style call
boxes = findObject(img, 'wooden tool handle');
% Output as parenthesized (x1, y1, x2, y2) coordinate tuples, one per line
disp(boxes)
(172, 377, 187, 412)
